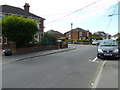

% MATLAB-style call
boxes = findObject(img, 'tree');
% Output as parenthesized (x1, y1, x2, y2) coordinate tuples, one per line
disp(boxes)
(116, 37, 120, 45)
(41, 32, 57, 46)
(90, 34, 97, 40)
(2, 15, 38, 48)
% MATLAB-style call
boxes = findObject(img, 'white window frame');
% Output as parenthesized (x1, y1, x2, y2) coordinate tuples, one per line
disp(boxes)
(87, 32, 89, 37)
(0, 37, 7, 45)
(79, 32, 82, 37)
(4, 37, 7, 44)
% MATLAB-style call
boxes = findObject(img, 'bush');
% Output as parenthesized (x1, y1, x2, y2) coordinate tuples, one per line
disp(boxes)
(116, 37, 120, 45)
(2, 15, 38, 48)
(41, 33, 57, 46)
(57, 38, 65, 41)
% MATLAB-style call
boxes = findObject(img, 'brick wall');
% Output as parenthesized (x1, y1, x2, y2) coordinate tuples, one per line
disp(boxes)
(71, 32, 79, 40)
(11, 45, 58, 55)
(39, 19, 44, 33)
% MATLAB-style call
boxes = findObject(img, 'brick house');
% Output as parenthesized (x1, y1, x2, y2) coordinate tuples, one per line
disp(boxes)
(111, 33, 120, 40)
(47, 30, 63, 38)
(64, 28, 92, 40)
(0, 3, 45, 49)
(93, 31, 111, 40)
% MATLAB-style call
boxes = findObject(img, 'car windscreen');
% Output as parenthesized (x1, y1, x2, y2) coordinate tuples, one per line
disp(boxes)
(99, 40, 118, 46)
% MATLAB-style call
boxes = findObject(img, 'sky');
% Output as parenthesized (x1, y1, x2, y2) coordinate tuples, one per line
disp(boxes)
(1, 0, 120, 35)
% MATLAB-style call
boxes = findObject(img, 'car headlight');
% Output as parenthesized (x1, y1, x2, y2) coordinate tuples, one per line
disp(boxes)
(98, 49, 103, 53)
(113, 49, 119, 53)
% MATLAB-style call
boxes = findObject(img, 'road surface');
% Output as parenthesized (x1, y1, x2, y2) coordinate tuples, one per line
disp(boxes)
(2, 45, 106, 88)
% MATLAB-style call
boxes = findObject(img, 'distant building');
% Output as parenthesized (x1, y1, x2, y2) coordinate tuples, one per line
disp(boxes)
(111, 33, 120, 40)
(0, 3, 45, 49)
(47, 30, 63, 38)
(64, 28, 92, 40)
(93, 31, 111, 40)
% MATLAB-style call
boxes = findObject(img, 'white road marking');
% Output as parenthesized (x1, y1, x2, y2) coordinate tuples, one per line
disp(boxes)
(91, 60, 107, 88)
(89, 57, 99, 62)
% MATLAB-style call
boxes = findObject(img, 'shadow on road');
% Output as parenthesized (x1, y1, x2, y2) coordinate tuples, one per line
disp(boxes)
(99, 57, 119, 61)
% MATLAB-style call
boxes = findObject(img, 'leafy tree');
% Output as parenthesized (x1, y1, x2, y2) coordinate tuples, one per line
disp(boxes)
(116, 37, 120, 45)
(41, 32, 57, 46)
(91, 34, 98, 40)
(2, 15, 38, 48)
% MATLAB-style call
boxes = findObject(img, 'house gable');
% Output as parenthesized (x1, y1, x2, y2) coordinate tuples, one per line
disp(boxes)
(0, 5, 45, 20)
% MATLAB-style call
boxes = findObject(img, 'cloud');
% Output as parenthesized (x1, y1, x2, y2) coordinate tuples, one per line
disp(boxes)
(1, 0, 118, 34)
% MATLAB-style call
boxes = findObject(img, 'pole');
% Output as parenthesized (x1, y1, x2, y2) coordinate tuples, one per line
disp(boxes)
(71, 23, 73, 30)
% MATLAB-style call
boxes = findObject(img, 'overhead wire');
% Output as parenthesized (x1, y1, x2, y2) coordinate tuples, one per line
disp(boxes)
(42, 0, 115, 17)
(46, 0, 100, 24)
(44, 0, 118, 35)
(103, 3, 118, 31)
(66, 2, 116, 20)
(45, 0, 118, 31)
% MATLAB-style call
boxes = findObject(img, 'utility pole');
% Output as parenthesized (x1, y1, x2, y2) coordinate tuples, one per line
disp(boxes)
(71, 23, 73, 30)
(118, 1, 120, 37)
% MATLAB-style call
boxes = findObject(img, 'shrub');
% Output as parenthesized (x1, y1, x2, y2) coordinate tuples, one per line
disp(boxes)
(116, 37, 120, 45)
(41, 33, 57, 46)
(2, 15, 38, 48)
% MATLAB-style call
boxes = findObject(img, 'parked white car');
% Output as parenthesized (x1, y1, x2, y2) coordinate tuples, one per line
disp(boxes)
(92, 40, 98, 45)
(92, 40, 102, 45)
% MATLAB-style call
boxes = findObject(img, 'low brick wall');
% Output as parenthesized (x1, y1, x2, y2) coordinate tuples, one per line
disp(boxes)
(66, 41, 91, 45)
(77, 41, 92, 45)
(11, 45, 58, 55)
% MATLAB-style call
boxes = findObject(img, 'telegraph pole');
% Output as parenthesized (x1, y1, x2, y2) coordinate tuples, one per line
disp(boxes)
(118, 1, 120, 37)
(71, 23, 73, 30)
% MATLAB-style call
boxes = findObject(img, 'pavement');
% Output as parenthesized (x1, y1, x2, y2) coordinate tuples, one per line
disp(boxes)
(2, 47, 76, 64)
(95, 60, 119, 88)
(2, 45, 119, 88)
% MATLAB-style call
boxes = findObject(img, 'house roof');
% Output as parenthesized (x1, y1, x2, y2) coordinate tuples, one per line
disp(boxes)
(64, 28, 91, 34)
(72, 28, 88, 33)
(94, 31, 111, 36)
(112, 33, 120, 37)
(47, 30, 63, 34)
(0, 5, 45, 20)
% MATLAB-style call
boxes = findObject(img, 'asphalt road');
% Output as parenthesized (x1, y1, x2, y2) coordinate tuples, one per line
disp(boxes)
(2, 45, 104, 88)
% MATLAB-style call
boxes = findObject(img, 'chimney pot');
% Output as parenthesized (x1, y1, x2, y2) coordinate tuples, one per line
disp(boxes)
(23, 3, 30, 12)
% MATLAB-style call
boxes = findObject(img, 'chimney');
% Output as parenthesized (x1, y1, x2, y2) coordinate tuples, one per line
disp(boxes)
(23, 3, 30, 12)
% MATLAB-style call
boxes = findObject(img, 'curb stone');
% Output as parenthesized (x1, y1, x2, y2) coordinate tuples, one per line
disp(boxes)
(2, 47, 76, 64)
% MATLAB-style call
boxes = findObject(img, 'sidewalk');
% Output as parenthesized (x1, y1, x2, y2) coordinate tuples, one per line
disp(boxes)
(2, 47, 76, 64)
(95, 60, 119, 88)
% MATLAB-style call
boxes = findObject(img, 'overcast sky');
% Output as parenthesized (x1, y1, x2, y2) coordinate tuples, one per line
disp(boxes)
(1, 0, 119, 35)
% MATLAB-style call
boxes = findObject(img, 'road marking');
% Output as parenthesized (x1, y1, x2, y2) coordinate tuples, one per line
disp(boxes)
(89, 57, 99, 62)
(91, 60, 106, 88)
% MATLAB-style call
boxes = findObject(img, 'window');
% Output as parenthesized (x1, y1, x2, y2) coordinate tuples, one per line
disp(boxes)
(87, 32, 89, 37)
(37, 22, 40, 29)
(3, 37, 7, 44)
(0, 37, 7, 45)
(79, 32, 82, 37)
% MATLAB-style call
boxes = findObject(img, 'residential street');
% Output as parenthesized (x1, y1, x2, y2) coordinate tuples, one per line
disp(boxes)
(1, 0, 119, 89)
(2, 45, 118, 88)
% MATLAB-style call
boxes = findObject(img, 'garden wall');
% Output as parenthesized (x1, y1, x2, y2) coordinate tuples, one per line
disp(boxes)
(11, 45, 58, 55)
